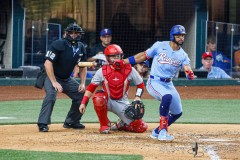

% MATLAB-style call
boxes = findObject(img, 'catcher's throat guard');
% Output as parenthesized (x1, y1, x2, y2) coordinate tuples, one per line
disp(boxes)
(124, 100, 145, 120)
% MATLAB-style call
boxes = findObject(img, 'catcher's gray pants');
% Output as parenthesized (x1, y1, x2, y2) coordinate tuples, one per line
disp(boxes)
(108, 96, 133, 125)
(37, 76, 84, 125)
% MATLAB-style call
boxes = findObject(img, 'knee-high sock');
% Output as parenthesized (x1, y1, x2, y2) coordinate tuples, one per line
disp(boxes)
(168, 112, 182, 126)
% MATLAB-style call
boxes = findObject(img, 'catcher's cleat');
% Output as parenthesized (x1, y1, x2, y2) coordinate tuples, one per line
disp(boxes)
(100, 126, 110, 134)
(150, 130, 159, 139)
(110, 120, 124, 131)
(157, 129, 174, 141)
(110, 124, 118, 130)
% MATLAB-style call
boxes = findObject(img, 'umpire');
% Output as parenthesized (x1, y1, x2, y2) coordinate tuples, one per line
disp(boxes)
(37, 22, 87, 132)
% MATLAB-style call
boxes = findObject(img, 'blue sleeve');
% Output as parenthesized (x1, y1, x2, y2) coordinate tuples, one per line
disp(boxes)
(181, 52, 190, 67)
(146, 41, 160, 58)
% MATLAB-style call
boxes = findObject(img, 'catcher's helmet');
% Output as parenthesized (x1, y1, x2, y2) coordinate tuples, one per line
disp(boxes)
(170, 25, 186, 41)
(104, 44, 123, 56)
(65, 22, 84, 45)
(104, 44, 124, 65)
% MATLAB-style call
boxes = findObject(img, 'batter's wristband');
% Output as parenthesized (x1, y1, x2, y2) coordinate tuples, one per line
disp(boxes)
(128, 56, 136, 65)
(81, 96, 89, 105)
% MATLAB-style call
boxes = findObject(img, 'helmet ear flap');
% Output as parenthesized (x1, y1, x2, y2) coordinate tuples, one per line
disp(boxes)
(170, 34, 174, 41)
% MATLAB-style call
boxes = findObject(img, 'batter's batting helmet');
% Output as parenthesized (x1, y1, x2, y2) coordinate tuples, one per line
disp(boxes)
(65, 22, 84, 44)
(170, 25, 186, 41)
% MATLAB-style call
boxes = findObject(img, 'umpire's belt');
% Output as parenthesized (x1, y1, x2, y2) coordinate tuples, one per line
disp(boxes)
(150, 75, 172, 82)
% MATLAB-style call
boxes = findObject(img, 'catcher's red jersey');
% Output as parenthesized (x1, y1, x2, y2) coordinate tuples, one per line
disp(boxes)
(102, 64, 132, 99)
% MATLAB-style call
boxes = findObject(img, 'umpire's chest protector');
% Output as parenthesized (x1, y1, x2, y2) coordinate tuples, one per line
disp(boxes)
(102, 65, 132, 100)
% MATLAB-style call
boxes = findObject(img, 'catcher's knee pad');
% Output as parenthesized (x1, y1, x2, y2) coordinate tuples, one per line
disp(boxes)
(93, 90, 108, 111)
(93, 90, 109, 127)
(122, 119, 148, 133)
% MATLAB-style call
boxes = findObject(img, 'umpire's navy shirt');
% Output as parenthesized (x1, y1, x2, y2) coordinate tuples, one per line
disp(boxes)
(45, 39, 87, 79)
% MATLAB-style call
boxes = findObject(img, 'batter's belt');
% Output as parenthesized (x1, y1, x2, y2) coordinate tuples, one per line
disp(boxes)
(150, 75, 172, 83)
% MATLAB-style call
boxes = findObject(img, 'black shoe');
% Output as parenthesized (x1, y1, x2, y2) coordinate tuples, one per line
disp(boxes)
(38, 124, 49, 132)
(63, 123, 85, 129)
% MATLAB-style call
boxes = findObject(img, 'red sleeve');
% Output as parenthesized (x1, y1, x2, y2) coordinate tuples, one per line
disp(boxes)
(86, 83, 98, 93)
(137, 82, 145, 89)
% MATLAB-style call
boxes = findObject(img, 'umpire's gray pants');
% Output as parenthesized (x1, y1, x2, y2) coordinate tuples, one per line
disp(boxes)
(37, 76, 84, 125)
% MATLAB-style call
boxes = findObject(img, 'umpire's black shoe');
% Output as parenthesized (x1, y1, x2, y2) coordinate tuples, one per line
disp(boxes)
(63, 123, 85, 129)
(38, 123, 49, 132)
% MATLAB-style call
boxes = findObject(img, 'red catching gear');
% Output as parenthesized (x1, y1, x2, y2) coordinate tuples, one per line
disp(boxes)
(112, 59, 125, 70)
(136, 82, 145, 89)
(120, 119, 148, 133)
(86, 83, 98, 93)
(185, 70, 194, 80)
(159, 116, 168, 131)
(81, 96, 89, 105)
(93, 90, 110, 133)
(102, 64, 132, 99)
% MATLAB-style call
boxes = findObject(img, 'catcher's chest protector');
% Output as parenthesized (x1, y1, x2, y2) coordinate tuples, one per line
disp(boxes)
(102, 65, 132, 99)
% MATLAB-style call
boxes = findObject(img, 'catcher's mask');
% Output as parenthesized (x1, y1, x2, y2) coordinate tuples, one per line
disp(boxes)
(65, 22, 84, 45)
(104, 44, 124, 65)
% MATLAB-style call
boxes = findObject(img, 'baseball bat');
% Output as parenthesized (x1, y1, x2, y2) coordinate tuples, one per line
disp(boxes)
(78, 62, 97, 67)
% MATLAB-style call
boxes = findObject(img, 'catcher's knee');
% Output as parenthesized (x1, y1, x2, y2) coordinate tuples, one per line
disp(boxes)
(93, 90, 108, 111)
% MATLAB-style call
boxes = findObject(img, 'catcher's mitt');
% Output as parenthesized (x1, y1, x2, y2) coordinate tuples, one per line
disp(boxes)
(124, 100, 145, 120)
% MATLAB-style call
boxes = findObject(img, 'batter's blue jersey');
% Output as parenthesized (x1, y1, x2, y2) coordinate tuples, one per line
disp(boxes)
(146, 41, 190, 78)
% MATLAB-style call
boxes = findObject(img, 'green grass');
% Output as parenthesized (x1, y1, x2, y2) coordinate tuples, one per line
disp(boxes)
(0, 99, 239, 159)
(0, 149, 142, 160)
(0, 99, 240, 124)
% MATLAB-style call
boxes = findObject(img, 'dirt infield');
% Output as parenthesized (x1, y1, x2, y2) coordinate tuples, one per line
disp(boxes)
(0, 86, 240, 160)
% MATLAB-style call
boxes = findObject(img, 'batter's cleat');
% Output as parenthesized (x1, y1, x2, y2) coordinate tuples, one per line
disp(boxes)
(157, 129, 174, 141)
(63, 123, 85, 129)
(100, 126, 110, 134)
(38, 124, 49, 132)
(150, 130, 159, 139)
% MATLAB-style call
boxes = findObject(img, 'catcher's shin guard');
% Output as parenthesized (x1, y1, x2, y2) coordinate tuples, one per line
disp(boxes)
(122, 119, 148, 133)
(159, 116, 169, 131)
(93, 91, 110, 133)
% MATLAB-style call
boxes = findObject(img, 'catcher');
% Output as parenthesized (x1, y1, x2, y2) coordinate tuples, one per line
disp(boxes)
(79, 44, 147, 134)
